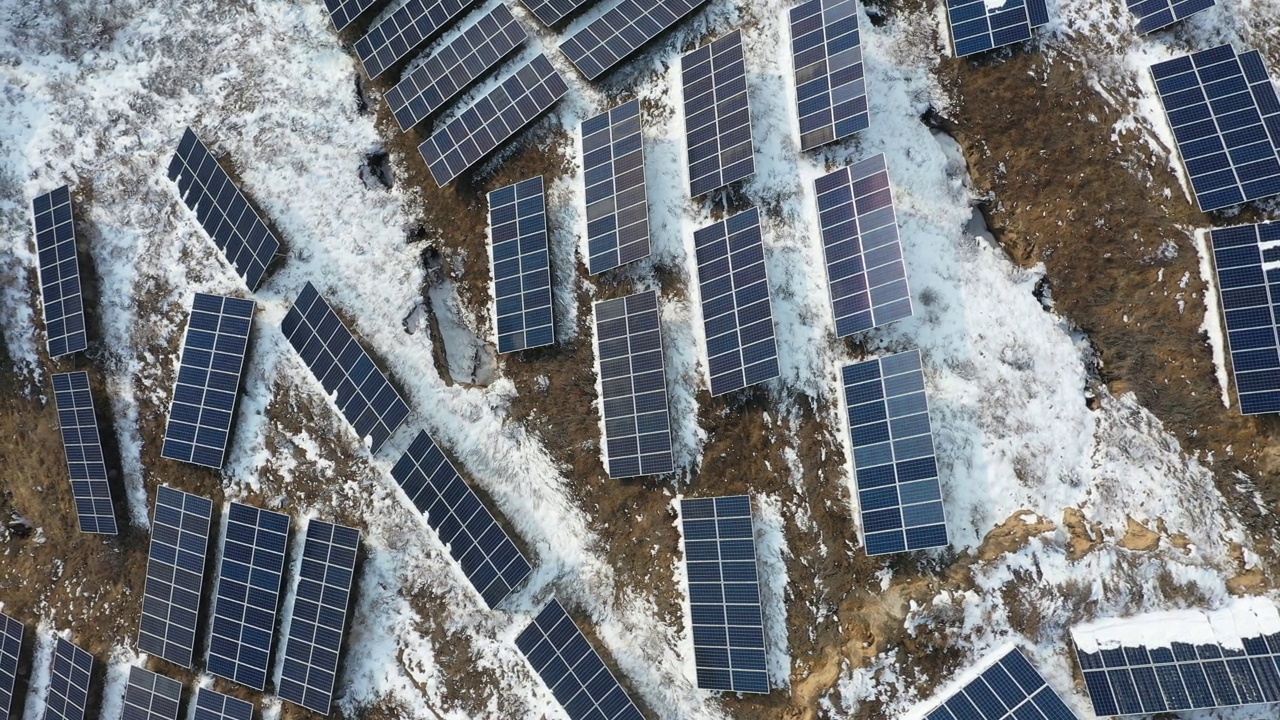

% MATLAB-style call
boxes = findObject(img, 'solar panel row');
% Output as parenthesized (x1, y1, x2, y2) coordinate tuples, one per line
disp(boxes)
(789, 0, 868, 151)
(945, 0, 1050, 57)
(323, 0, 380, 31)
(581, 99, 651, 274)
(31, 186, 88, 358)
(1127, 0, 1215, 34)
(923, 648, 1078, 720)
(51, 371, 117, 535)
(139, 486, 213, 668)
(0, 613, 22, 720)
(43, 638, 93, 720)
(354, 0, 480, 79)
(520, 0, 593, 27)
(122, 667, 182, 720)
(1209, 222, 1280, 415)
(561, 0, 711, 81)
(193, 687, 254, 720)
(682, 29, 756, 197)
(489, 176, 555, 353)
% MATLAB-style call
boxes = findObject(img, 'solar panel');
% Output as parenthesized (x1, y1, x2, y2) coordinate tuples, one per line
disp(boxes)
(921, 647, 1078, 720)
(161, 293, 254, 469)
(167, 128, 281, 292)
(814, 154, 913, 337)
(192, 688, 253, 720)
(789, 0, 868, 151)
(281, 281, 411, 453)
(582, 99, 651, 274)
(138, 486, 214, 668)
(385, 3, 528, 132)
(682, 29, 756, 197)
(323, 0, 380, 31)
(31, 186, 88, 358)
(561, 0, 711, 81)
(680, 495, 769, 694)
(389, 430, 534, 607)
(1209, 222, 1280, 415)
(520, 0, 594, 26)
(51, 371, 117, 535)
(515, 600, 645, 720)
(840, 350, 948, 555)
(0, 613, 23, 720)
(1127, 0, 1214, 33)
(945, 0, 1050, 57)
(594, 291, 675, 478)
(419, 53, 569, 187)
(489, 176, 554, 353)
(207, 502, 290, 691)
(278, 520, 360, 715)
(692, 208, 780, 395)
(43, 638, 93, 720)
(122, 667, 182, 720)
(355, 0, 481, 79)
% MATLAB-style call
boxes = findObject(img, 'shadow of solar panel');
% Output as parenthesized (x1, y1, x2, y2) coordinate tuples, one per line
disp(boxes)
(840, 350, 948, 555)
(31, 186, 88, 358)
(122, 667, 182, 720)
(44, 638, 93, 720)
(390, 430, 533, 606)
(420, 54, 568, 186)
(51, 371, 117, 535)
(355, 0, 481, 79)
(1209, 222, 1280, 415)
(281, 282, 410, 453)
(583, 100, 652, 274)
(520, 0, 595, 26)
(323, 0, 381, 31)
(208, 503, 290, 691)
(515, 600, 645, 720)
(0, 613, 22, 720)
(790, 0, 868, 151)
(139, 486, 213, 668)
(594, 291, 675, 478)
(945, 0, 1049, 57)
(192, 688, 253, 720)
(683, 30, 756, 197)
(922, 647, 1078, 720)
(1127, 0, 1214, 33)
(161, 294, 254, 469)
(561, 0, 711, 81)
(489, 176, 555, 353)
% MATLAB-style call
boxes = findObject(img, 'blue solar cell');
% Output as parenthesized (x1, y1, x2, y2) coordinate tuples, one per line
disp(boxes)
(1210, 223, 1280, 415)
(1128, 0, 1214, 32)
(192, 688, 253, 720)
(30, 186, 88, 357)
(0, 614, 22, 720)
(489, 176, 555, 353)
(582, 99, 652, 274)
(918, 647, 1077, 719)
(594, 291, 675, 477)
(138, 486, 213, 668)
(322, 0, 380, 31)
(122, 666, 183, 720)
(561, 0, 710, 81)
(520, 0, 596, 26)
(51, 371, 117, 535)
(789, 0, 868, 151)
(683, 30, 756, 196)
(354, 0, 480, 79)
(945, 0, 1049, 56)
(43, 638, 93, 720)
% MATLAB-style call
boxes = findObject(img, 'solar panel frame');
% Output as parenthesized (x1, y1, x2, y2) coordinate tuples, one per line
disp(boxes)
(0, 613, 22, 720)
(1209, 222, 1280, 415)
(520, 0, 594, 26)
(582, 99, 652, 274)
(1127, 0, 1214, 34)
(51, 371, 117, 535)
(354, 0, 482, 79)
(122, 667, 182, 720)
(323, 0, 381, 31)
(192, 688, 253, 720)
(922, 647, 1079, 720)
(138, 486, 214, 668)
(43, 638, 93, 720)
(489, 176, 555, 353)
(31, 186, 88, 358)
(682, 29, 756, 197)
(945, 0, 1050, 57)
(789, 0, 869, 151)
(560, 0, 712, 81)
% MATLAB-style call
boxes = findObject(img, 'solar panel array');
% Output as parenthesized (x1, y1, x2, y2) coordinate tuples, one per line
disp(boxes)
(594, 291, 675, 478)
(420, 54, 568, 186)
(841, 350, 949, 555)
(161, 293, 254, 469)
(520, 0, 592, 26)
(167, 128, 281, 292)
(354, 0, 479, 79)
(192, 688, 253, 720)
(516, 600, 645, 720)
(1151, 44, 1280, 212)
(323, 0, 379, 31)
(1209, 222, 1280, 415)
(682, 30, 756, 197)
(390, 430, 534, 607)
(278, 521, 360, 715)
(51, 371, 117, 535)
(43, 638, 93, 720)
(922, 648, 1078, 720)
(945, 0, 1050, 57)
(139, 486, 213, 668)
(1128, 0, 1214, 34)
(385, 3, 528, 131)
(561, 0, 711, 81)
(122, 667, 182, 720)
(0, 613, 22, 720)
(789, 0, 868, 151)
(489, 176, 555, 353)
(814, 155, 913, 337)
(582, 99, 651, 274)
(208, 503, 290, 690)
(281, 281, 410, 453)
(31, 186, 88, 358)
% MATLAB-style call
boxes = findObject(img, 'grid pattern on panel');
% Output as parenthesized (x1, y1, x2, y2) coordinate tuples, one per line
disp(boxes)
(1150, 45, 1280, 212)
(922, 648, 1079, 720)
(789, 0, 868, 151)
(1210, 222, 1280, 415)
(31, 186, 88, 357)
(682, 30, 755, 197)
(945, 0, 1049, 57)
(122, 667, 182, 720)
(520, 0, 592, 26)
(281, 282, 410, 453)
(51, 371, 117, 535)
(1127, 0, 1214, 34)
(841, 350, 948, 555)
(561, 0, 711, 81)
(582, 99, 651, 274)
(594, 291, 674, 478)
(389, 430, 533, 607)
(323, 0, 380, 31)
(354, 0, 479, 79)
(515, 600, 645, 720)
(0, 613, 22, 720)
(419, 54, 568, 186)
(192, 688, 253, 720)
(43, 638, 93, 720)
(814, 155, 912, 337)
(680, 496, 768, 694)
(489, 176, 554, 353)
(208, 503, 290, 691)
(166, 128, 281, 292)
(161, 294, 254, 469)
(139, 486, 213, 668)
(385, 4, 527, 131)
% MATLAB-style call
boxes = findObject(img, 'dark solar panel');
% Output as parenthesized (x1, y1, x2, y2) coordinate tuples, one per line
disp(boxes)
(43, 638, 93, 720)
(945, 0, 1050, 57)
(0, 613, 22, 720)
(515, 600, 645, 720)
(520, 0, 595, 26)
(489, 176, 554, 353)
(594, 291, 675, 478)
(192, 688, 253, 720)
(923, 648, 1078, 720)
(1127, 0, 1214, 34)
(390, 429, 534, 607)
(841, 350, 948, 555)
(561, 0, 711, 81)
(419, 53, 569, 186)
(354, 0, 481, 79)
(682, 29, 756, 197)
(122, 667, 182, 720)
(323, 0, 380, 31)
(31, 186, 88, 357)
(789, 0, 868, 151)
(51, 371, 117, 535)
(138, 486, 214, 668)
(161, 293, 254, 469)
(582, 99, 651, 274)
(167, 128, 282, 292)
(281, 282, 411, 453)
(1209, 222, 1280, 415)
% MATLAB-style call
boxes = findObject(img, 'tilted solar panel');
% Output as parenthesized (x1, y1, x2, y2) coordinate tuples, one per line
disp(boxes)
(683, 29, 756, 197)
(354, 0, 481, 79)
(516, 600, 645, 720)
(582, 99, 651, 274)
(790, 0, 868, 151)
(921, 647, 1078, 720)
(323, 0, 380, 31)
(561, 0, 711, 81)
(139, 486, 214, 668)
(489, 176, 555, 353)
(43, 638, 93, 720)
(420, 53, 569, 186)
(390, 429, 534, 607)
(51, 371, 117, 535)
(1127, 0, 1214, 34)
(841, 350, 948, 555)
(1241, 49, 1280, 165)
(945, 0, 1049, 57)
(520, 0, 595, 26)
(31, 186, 88, 357)
(167, 128, 281, 292)
(192, 688, 253, 720)
(0, 613, 23, 720)
(122, 667, 182, 720)
(281, 282, 411, 453)
(1209, 222, 1280, 415)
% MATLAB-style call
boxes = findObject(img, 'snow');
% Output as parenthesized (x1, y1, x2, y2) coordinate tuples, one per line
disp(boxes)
(1195, 228, 1233, 409)
(1071, 595, 1280, 654)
